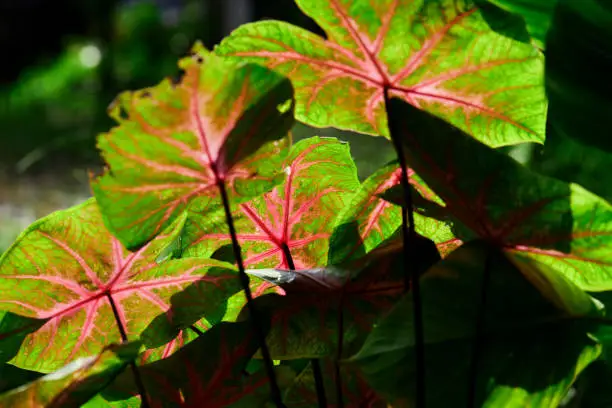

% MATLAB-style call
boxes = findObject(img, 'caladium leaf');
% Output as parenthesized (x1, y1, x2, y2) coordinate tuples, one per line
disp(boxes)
(215, 0, 546, 146)
(388, 98, 612, 292)
(101, 321, 270, 407)
(0, 342, 139, 408)
(92, 44, 295, 249)
(0, 199, 241, 372)
(247, 236, 440, 359)
(533, 0, 612, 202)
(183, 137, 359, 270)
(328, 161, 460, 265)
(350, 241, 603, 406)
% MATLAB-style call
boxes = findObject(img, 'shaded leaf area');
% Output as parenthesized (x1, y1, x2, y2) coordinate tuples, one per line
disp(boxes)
(533, 0, 612, 202)
(481, 0, 557, 48)
(0, 364, 42, 395)
(388, 98, 612, 292)
(96, 321, 271, 408)
(0, 199, 241, 372)
(282, 359, 386, 407)
(576, 359, 612, 407)
(92, 43, 295, 250)
(0, 342, 139, 408)
(350, 241, 603, 406)
(215, 0, 546, 146)
(328, 160, 460, 265)
(183, 136, 360, 272)
(246, 235, 440, 359)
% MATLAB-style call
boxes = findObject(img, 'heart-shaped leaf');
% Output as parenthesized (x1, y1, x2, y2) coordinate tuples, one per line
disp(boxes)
(0, 342, 139, 408)
(350, 241, 602, 406)
(92, 44, 295, 249)
(389, 98, 612, 292)
(247, 236, 440, 359)
(328, 161, 460, 265)
(183, 136, 359, 271)
(216, 0, 546, 146)
(0, 199, 241, 372)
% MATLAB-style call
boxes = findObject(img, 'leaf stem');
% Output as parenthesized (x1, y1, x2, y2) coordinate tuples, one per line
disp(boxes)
(383, 89, 425, 407)
(217, 179, 285, 408)
(106, 293, 150, 408)
(280, 242, 328, 408)
(466, 247, 493, 407)
(335, 301, 345, 408)
(188, 324, 204, 336)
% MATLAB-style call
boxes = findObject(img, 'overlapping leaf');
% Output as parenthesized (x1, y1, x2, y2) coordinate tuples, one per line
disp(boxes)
(183, 136, 359, 271)
(216, 0, 546, 146)
(98, 321, 270, 407)
(534, 0, 612, 202)
(247, 236, 440, 359)
(0, 343, 138, 408)
(350, 241, 602, 406)
(389, 98, 612, 292)
(328, 161, 460, 265)
(92, 44, 295, 249)
(0, 199, 241, 372)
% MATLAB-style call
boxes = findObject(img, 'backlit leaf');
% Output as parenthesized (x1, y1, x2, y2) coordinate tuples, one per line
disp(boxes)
(92, 45, 294, 249)
(0, 199, 241, 372)
(389, 98, 612, 292)
(0, 342, 138, 408)
(328, 161, 460, 265)
(216, 0, 545, 146)
(183, 137, 359, 270)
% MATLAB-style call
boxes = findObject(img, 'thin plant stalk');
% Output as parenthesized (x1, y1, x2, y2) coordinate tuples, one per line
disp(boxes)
(106, 293, 150, 408)
(216, 179, 285, 408)
(334, 299, 345, 408)
(466, 247, 493, 407)
(280, 243, 328, 408)
(384, 89, 425, 407)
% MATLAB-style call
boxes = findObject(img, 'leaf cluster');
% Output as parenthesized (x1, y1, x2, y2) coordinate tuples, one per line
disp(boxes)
(2, 0, 612, 407)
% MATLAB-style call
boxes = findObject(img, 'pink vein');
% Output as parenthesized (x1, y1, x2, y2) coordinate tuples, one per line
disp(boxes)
(39, 232, 104, 289)
(390, 9, 477, 85)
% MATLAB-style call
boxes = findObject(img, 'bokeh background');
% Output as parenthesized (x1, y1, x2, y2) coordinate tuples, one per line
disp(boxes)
(0, 0, 398, 252)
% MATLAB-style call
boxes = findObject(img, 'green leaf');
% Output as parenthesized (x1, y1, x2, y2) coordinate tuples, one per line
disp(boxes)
(92, 45, 295, 249)
(328, 160, 461, 265)
(246, 236, 439, 359)
(0, 199, 241, 372)
(183, 136, 360, 270)
(0, 342, 139, 408)
(101, 321, 270, 407)
(533, 0, 612, 202)
(482, 0, 558, 48)
(350, 241, 602, 406)
(215, 0, 546, 146)
(388, 98, 612, 292)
